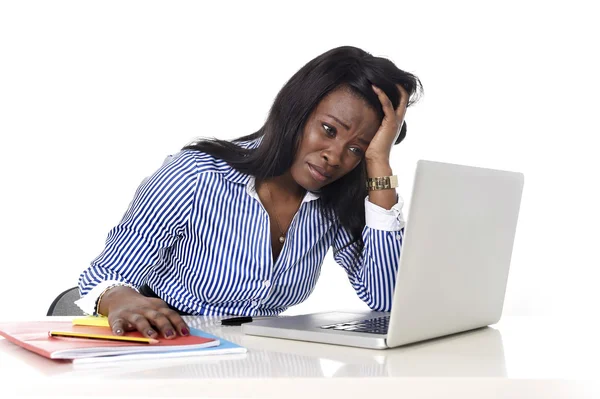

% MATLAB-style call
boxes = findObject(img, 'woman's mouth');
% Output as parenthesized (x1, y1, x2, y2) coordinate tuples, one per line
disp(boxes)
(307, 163, 329, 182)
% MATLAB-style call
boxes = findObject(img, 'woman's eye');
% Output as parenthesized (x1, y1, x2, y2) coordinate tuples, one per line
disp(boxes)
(349, 147, 363, 156)
(322, 124, 336, 137)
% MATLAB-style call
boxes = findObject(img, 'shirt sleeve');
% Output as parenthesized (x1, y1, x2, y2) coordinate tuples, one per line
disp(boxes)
(332, 194, 405, 311)
(77, 151, 199, 303)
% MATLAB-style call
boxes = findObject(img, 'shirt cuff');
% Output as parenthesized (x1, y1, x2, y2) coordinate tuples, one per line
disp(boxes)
(364, 195, 406, 231)
(75, 280, 136, 315)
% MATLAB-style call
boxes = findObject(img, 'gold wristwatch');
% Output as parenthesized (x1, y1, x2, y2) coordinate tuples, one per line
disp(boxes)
(366, 175, 399, 191)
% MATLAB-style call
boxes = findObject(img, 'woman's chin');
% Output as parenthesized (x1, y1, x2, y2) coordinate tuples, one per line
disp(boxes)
(301, 175, 326, 191)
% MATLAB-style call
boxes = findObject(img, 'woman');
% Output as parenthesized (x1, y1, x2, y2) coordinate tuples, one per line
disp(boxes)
(76, 46, 423, 339)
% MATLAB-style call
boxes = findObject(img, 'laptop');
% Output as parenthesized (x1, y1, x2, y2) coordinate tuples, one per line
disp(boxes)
(242, 160, 524, 349)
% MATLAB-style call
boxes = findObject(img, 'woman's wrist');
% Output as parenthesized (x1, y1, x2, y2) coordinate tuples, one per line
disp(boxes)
(97, 285, 138, 316)
(365, 159, 392, 178)
(365, 160, 397, 210)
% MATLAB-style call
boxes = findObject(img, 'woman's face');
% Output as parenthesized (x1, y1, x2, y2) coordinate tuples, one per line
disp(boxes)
(290, 87, 380, 192)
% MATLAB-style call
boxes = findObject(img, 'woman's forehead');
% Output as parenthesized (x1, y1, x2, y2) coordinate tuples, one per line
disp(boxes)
(315, 89, 378, 129)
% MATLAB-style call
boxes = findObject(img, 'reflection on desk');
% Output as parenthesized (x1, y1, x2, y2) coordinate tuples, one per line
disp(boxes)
(5, 316, 505, 379)
(1, 316, 599, 399)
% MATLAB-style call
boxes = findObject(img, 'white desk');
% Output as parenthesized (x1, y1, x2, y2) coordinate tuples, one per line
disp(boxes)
(1, 316, 598, 398)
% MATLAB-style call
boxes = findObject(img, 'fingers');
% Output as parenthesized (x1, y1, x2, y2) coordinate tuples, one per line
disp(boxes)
(109, 316, 127, 336)
(123, 322, 135, 331)
(160, 308, 191, 337)
(108, 304, 190, 340)
(372, 84, 409, 129)
(110, 314, 155, 337)
(145, 298, 190, 337)
(122, 312, 160, 338)
(371, 85, 395, 121)
(396, 83, 409, 106)
(370, 84, 409, 149)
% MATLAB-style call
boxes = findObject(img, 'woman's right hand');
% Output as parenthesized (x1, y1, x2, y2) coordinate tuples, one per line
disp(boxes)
(98, 286, 190, 339)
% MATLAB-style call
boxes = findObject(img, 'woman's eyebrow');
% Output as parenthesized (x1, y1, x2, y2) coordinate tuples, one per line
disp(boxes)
(326, 114, 351, 130)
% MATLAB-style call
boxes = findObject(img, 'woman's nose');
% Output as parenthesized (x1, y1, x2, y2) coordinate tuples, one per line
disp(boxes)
(321, 144, 343, 167)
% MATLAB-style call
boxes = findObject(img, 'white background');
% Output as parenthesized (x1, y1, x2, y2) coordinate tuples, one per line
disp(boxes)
(0, 0, 598, 321)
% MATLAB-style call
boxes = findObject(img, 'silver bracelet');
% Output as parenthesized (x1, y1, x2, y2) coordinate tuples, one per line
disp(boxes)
(94, 283, 135, 316)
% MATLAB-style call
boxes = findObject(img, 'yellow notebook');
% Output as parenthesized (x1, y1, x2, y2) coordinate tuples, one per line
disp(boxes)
(72, 316, 110, 327)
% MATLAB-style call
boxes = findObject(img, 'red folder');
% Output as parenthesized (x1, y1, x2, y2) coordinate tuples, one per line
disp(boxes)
(0, 321, 218, 360)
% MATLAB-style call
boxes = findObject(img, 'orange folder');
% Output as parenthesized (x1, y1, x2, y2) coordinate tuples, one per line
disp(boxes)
(0, 321, 218, 360)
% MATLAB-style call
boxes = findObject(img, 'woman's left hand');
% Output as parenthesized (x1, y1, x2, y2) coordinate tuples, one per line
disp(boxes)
(365, 84, 409, 164)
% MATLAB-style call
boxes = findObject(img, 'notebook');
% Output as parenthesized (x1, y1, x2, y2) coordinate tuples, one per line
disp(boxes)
(0, 321, 219, 360)
(72, 328, 247, 364)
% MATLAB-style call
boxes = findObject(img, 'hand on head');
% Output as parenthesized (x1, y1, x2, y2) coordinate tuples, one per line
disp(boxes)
(365, 84, 410, 164)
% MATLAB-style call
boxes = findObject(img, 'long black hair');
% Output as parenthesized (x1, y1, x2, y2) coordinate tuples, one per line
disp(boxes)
(183, 46, 423, 255)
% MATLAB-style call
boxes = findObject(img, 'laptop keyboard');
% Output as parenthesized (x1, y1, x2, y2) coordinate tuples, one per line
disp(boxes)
(319, 315, 390, 335)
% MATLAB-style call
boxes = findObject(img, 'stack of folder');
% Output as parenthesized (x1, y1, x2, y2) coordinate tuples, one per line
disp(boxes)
(0, 317, 246, 364)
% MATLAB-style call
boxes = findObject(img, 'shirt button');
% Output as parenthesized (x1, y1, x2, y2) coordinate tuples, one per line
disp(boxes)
(263, 280, 271, 288)
(396, 234, 402, 241)
(251, 301, 258, 306)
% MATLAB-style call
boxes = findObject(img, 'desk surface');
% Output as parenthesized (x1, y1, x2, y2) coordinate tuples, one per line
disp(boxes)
(1, 315, 598, 398)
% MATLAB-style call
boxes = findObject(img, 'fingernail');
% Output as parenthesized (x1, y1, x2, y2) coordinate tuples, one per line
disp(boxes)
(147, 329, 156, 336)
(115, 328, 123, 335)
(165, 329, 174, 338)
(181, 327, 189, 336)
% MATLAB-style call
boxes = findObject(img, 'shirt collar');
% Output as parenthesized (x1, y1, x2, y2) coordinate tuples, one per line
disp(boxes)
(221, 136, 321, 203)
(245, 175, 321, 204)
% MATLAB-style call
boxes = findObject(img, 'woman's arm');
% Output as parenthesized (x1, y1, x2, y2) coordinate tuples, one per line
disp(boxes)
(363, 83, 409, 210)
(332, 83, 409, 309)
(76, 151, 200, 337)
(332, 197, 404, 311)
(78, 152, 199, 295)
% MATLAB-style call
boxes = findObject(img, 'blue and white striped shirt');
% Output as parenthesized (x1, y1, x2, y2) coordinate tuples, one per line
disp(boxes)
(77, 144, 405, 316)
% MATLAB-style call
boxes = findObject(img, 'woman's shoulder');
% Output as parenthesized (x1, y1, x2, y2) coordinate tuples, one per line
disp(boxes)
(165, 149, 231, 175)
(177, 136, 261, 171)
(158, 137, 261, 183)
